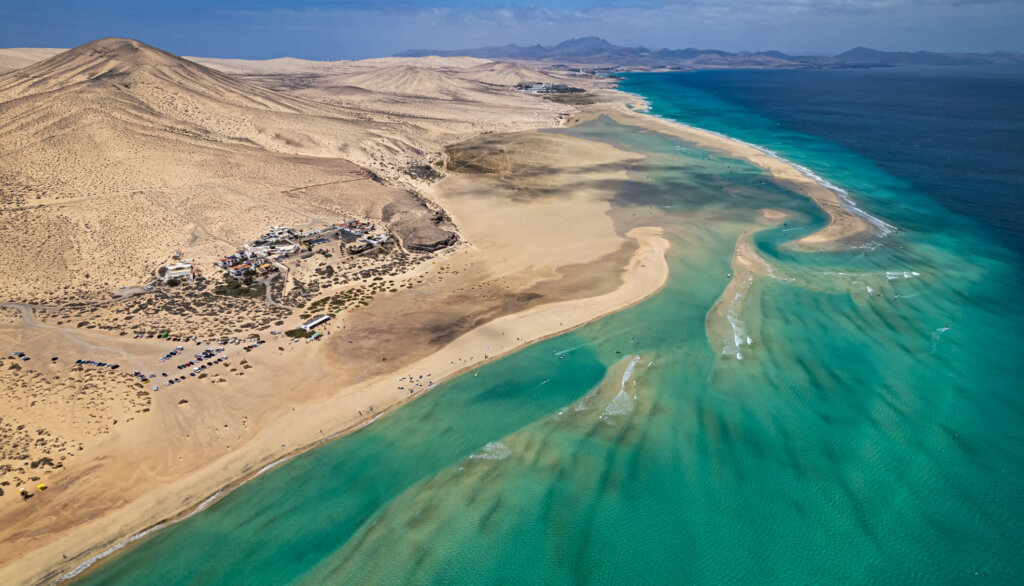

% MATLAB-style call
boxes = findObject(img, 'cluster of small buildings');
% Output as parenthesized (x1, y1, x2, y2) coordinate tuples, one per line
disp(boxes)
(216, 253, 279, 278)
(214, 221, 394, 279)
(216, 225, 304, 278)
(335, 220, 391, 254)
(514, 82, 583, 94)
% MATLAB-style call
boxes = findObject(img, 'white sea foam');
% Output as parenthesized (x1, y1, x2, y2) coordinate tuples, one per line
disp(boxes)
(59, 522, 169, 582)
(194, 490, 224, 513)
(886, 270, 920, 280)
(58, 488, 226, 582)
(601, 355, 642, 419)
(602, 389, 636, 418)
(720, 132, 896, 238)
(470, 441, 512, 461)
(571, 382, 603, 412)
(856, 241, 883, 252)
(720, 276, 754, 360)
(760, 259, 796, 282)
(254, 458, 286, 478)
(620, 355, 641, 389)
(784, 158, 895, 238)
(827, 269, 920, 284)
(724, 312, 751, 360)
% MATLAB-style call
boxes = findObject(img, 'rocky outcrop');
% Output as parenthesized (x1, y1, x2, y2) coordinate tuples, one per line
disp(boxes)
(382, 202, 458, 252)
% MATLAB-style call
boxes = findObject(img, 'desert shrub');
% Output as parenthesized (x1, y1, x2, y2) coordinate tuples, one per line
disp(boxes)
(214, 277, 265, 299)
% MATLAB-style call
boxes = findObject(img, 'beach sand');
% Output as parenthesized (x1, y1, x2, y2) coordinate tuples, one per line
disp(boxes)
(581, 91, 883, 248)
(705, 226, 781, 361)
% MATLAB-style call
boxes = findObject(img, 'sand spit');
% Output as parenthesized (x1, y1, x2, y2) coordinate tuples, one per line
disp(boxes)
(706, 229, 782, 361)
(591, 91, 889, 249)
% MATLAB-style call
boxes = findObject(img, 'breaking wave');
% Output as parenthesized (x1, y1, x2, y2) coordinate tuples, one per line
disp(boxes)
(721, 276, 754, 360)
(618, 89, 894, 241)
(470, 441, 512, 461)
(601, 355, 641, 419)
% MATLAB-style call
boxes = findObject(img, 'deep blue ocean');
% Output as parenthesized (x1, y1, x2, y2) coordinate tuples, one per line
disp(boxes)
(620, 66, 1024, 253)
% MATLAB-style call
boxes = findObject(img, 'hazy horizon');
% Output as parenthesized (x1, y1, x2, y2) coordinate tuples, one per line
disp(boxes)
(2, 0, 1022, 60)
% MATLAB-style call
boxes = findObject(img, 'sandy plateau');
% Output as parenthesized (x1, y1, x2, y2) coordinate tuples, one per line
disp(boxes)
(0, 39, 871, 585)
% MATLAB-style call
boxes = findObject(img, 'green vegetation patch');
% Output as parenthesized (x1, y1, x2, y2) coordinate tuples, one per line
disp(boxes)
(214, 277, 266, 299)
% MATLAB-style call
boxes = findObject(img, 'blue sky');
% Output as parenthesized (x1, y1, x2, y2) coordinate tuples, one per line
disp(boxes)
(2, 0, 1022, 59)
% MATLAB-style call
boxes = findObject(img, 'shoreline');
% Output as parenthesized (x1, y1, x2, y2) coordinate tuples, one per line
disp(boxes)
(600, 86, 893, 248)
(57, 407, 389, 583)
(53, 227, 671, 584)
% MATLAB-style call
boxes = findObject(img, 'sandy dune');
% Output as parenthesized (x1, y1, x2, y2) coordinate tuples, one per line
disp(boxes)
(0, 48, 64, 74)
(0, 38, 582, 305)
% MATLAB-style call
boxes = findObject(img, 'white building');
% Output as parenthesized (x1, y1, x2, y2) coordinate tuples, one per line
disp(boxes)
(300, 314, 331, 331)
(163, 262, 194, 283)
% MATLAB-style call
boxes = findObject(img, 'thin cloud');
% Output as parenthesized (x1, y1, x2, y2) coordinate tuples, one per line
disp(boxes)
(1, 0, 1022, 57)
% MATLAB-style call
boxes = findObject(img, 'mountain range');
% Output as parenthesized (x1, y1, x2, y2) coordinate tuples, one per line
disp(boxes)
(399, 37, 1024, 70)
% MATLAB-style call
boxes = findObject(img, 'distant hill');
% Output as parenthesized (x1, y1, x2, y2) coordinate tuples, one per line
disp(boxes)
(398, 36, 805, 69)
(834, 46, 1024, 66)
(0, 47, 64, 74)
(399, 37, 1024, 70)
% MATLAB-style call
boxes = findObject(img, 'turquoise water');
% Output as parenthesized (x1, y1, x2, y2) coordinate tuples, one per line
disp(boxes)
(76, 73, 1024, 584)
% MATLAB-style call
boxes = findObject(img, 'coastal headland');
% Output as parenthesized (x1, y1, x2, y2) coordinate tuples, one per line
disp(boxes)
(0, 40, 873, 585)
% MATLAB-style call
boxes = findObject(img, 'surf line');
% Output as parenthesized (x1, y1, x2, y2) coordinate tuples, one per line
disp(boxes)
(601, 355, 643, 420)
(55, 410, 389, 583)
(619, 89, 895, 238)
